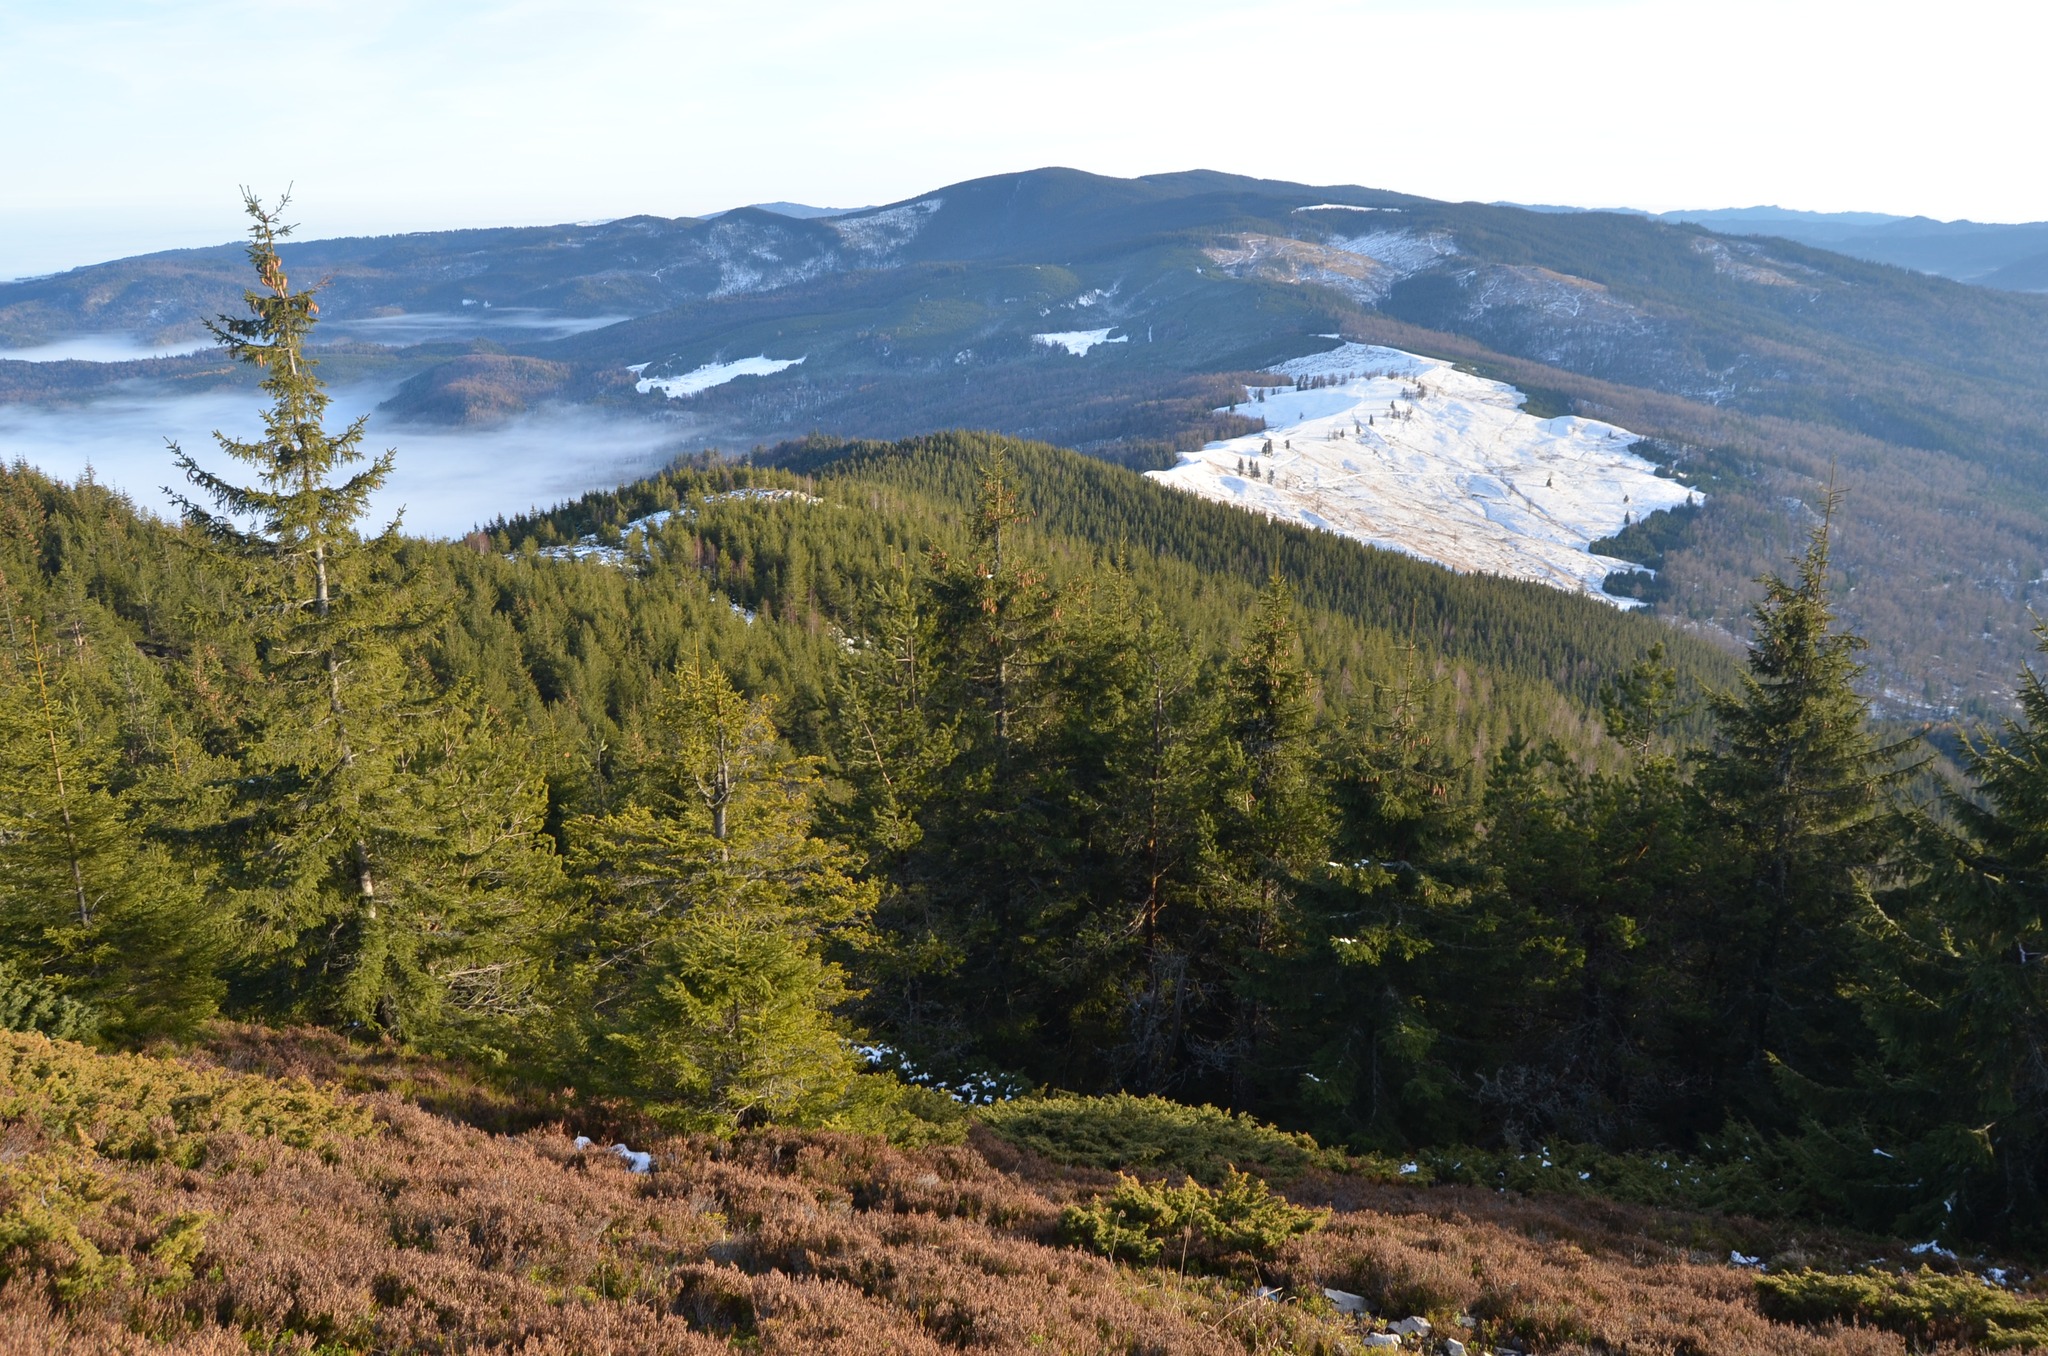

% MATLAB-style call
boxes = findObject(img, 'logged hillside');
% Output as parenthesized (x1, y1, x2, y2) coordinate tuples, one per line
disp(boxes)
(7, 1024, 2037, 1355)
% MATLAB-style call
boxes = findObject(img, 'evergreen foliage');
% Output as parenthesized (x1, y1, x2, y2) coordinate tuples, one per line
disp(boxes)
(978, 1093, 1349, 1183)
(167, 195, 559, 1045)
(16, 194, 2048, 1256)
(562, 661, 878, 1132)
(1756, 1268, 2048, 1350)
(1058, 1168, 1327, 1273)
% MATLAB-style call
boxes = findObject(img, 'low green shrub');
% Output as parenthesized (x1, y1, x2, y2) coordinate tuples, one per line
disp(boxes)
(1757, 1267, 2048, 1350)
(0, 1029, 376, 1166)
(1420, 1131, 1797, 1217)
(1059, 1167, 1327, 1273)
(0, 1153, 122, 1301)
(981, 1092, 1388, 1184)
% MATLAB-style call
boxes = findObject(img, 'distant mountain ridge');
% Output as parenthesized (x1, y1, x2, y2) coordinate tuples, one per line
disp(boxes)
(8, 166, 2048, 715)
(1528, 204, 2048, 290)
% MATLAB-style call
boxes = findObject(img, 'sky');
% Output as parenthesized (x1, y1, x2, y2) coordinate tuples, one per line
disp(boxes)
(1, 0, 2039, 278)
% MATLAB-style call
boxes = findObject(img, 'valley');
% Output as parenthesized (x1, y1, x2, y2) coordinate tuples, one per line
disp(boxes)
(7, 168, 2048, 714)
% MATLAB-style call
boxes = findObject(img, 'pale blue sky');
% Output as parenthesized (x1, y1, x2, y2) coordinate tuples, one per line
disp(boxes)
(3, 0, 2035, 278)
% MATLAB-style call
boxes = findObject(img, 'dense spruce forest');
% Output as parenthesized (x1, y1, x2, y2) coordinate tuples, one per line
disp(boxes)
(7, 197, 2048, 1290)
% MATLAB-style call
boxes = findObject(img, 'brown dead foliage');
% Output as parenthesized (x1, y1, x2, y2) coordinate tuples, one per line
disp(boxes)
(0, 1029, 1999, 1354)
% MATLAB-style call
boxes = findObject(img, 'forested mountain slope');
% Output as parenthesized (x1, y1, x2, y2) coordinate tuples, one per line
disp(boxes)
(8, 207, 2048, 1312)
(9, 167, 2048, 711)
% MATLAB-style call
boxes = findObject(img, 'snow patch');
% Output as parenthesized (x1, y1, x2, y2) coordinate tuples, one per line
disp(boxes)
(634, 354, 805, 399)
(1034, 328, 1127, 356)
(1294, 203, 1399, 213)
(1145, 341, 1700, 606)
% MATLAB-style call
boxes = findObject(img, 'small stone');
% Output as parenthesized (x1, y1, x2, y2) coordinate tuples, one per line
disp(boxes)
(1390, 1315, 1432, 1336)
(1363, 1336, 1400, 1350)
(1445, 1341, 1468, 1356)
(1322, 1287, 1368, 1315)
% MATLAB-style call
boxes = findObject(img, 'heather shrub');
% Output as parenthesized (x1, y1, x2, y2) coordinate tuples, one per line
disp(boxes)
(0, 1030, 375, 1166)
(1059, 1167, 1327, 1272)
(982, 1092, 1378, 1183)
(1757, 1267, 2048, 1349)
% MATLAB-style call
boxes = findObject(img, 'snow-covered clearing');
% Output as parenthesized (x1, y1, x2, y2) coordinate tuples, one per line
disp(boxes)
(1033, 328, 1127, 356)
(1145, 342, 1699, 606)
(632, 354, 805, 398)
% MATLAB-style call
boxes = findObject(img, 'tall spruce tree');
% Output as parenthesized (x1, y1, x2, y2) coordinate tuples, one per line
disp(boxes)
(1215, 576, 1333, 1100)
(1264, 645, 1478, 1144)
(917, 452, 1063, 1062)
(1693, 499, 1909, 1120)
(170, 192, 557, 1040)
(1091, 577, 1224, 1093)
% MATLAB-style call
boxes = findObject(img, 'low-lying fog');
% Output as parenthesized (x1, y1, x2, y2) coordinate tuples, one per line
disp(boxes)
(320, 308, 631, 345)
(0, 335, 217, 362)
(1, 383, 687, 537)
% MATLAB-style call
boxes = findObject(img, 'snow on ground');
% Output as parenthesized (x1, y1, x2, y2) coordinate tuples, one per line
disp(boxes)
(1145, 342, 1700, 606)
(633, 354, 805, 398)
(1293, 204, 1401, 214)
(1033, 328, 1127, 356)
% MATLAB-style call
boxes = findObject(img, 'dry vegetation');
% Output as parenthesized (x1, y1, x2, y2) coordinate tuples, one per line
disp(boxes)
(0, 1025, 2035, 1354)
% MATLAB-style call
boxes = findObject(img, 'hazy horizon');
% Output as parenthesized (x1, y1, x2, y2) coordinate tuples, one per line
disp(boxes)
(5, 185, 2039, 286)
(4, 0, 2037, 280)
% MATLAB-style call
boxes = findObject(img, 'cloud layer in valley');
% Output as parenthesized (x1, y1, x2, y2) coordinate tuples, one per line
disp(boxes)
(0, 384, 685, 538)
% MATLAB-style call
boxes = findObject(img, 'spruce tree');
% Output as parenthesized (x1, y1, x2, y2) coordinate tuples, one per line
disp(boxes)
(1265, 645, 1477, 1144)
(169, 192, 557, 1040)
(1092, 580, 1223, 1092)
(0, 590, 223, 1040)
(1215, 576, 1333, 1099)
(1693, 500, 1908, 1118)
(1856, 627, 2048, 1245)
(569, 660, 876, 1131)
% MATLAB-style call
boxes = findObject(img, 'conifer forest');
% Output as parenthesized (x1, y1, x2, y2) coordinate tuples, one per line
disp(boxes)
(6, 197, 2048, 1354)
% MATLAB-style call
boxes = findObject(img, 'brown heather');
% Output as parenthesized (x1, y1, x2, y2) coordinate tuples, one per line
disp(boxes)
(0, 1027, 2009, 1354)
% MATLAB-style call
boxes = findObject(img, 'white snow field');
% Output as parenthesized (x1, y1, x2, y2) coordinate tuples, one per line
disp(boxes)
(631, 353, 805, 398)
(1033, 328, 1128, 356)
(1145, 342, 1699, 606)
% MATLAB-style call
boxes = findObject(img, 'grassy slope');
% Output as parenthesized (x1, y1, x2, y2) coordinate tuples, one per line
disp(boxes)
(1, 1025, 2009, 1355)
